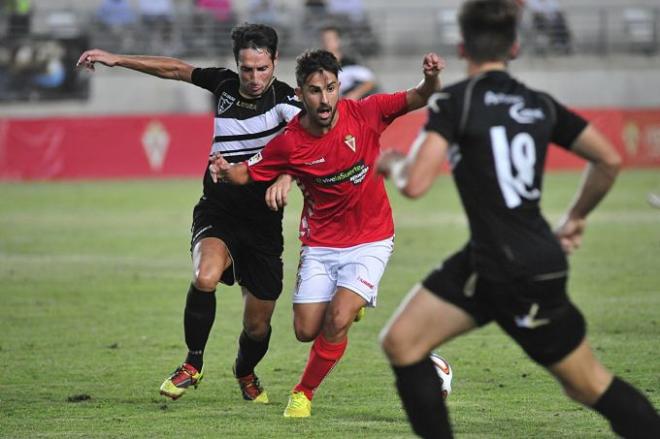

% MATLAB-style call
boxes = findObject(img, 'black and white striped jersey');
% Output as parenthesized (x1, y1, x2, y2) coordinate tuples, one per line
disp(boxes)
(191, 67, 303, 225)
(192, 67, 302, 163)
(425, 70, 587, 281)
(338, 56, 378, 97)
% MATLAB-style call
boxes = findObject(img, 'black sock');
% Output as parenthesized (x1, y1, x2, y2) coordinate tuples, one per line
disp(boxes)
(183, 283, 216, 371)
(592, 376, 660, 439)
(392, 357, 453, 439)
(234, 326, 272, 378)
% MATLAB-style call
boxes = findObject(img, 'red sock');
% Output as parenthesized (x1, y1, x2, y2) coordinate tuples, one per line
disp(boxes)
(294, 334, 348, 401)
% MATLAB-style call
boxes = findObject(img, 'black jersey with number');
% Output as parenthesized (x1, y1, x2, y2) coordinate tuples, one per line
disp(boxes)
(425, 70, 588, 281)
(191, 67, 302, 224)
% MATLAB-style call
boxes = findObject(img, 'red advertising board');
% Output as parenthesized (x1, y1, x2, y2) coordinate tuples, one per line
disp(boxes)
(0, 115, 212, 180)
(1, 108, 659, 180)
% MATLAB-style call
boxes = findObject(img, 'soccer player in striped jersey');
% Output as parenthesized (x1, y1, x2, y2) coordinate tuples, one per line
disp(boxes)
(376, 1, 660, 437)
(320, 25, 378, 100)
(77, 24, 303, 403)
(213, 49, 445, 417)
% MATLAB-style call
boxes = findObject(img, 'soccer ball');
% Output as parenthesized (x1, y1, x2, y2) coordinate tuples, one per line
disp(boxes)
(430, 353, 453, 399)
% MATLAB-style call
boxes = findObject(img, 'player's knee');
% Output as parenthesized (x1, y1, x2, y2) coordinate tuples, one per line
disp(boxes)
(243, 319, 270, 341)
(323, 310, 353, 339)
(193, 270, 220, 292)
(293, 325, 317, 342)
(379, 326, 407, 361)
(293, 312, 323, 342)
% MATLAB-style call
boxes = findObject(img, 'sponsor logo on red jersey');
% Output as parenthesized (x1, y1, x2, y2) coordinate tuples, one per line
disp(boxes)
(313, 160, 369, 185)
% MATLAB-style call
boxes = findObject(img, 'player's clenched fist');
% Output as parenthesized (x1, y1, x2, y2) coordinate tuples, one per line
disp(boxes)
(554, 215, 586, 255)
(422, 53, 446, 78)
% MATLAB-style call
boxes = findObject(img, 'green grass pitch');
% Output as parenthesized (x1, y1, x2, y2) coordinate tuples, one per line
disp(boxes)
(1, 170, 658, 438)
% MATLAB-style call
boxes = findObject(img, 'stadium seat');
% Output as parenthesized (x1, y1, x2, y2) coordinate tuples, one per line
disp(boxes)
(623, 8, 657, 55)
(436, 9, 461, 51)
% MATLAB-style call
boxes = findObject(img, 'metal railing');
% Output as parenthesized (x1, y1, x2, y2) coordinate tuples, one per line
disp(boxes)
(1, 5, 658, 59)
(363, 5, 659, 57)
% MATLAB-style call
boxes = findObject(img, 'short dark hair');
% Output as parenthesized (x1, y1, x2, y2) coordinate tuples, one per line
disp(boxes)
(459, 0, 519, 63)
(230, 23, 278, 62)
(295, 49, 342, 87)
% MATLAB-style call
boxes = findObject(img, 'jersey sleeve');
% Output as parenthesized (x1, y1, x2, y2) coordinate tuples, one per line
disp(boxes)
(344, 64, 375, 82)
(246, 135, 293, 182)
(424, 91, 459, 144)
(358, 91, 408, 132)
(191, 67, 234, 93)
(546, 96, 588, 150)
(278, 92, 304, 123)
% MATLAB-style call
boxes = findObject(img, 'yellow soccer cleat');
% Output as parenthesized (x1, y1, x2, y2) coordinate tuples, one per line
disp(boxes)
(235, 370, 269, 404)
(159, 363, 203, 400)
(283, 391, 312, 418)
(354, 306, 366, 322)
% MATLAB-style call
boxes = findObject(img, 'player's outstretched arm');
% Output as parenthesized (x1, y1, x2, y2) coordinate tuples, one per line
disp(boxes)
(344, 80, 376, 101)
(405, 53, 445, 112)
(76, 49, 194, 82)
(555, 125, 622, 254)
(377, 130, 448, 198)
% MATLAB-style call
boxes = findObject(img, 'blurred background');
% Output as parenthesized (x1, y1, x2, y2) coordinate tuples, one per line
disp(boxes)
(0, 0, 659, 178)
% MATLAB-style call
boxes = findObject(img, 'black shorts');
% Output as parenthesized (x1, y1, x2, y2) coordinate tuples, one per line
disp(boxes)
(190, 200, 283, 301)
(422, 245, 586, 366)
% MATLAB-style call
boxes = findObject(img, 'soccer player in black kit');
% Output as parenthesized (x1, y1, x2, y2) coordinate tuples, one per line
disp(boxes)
(377, 1, 660, 438)
(78, 24, 302, 403)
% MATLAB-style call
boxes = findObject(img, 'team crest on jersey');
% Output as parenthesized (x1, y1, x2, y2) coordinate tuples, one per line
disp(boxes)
(217, 92, 236, 114)
(344, 134, 356, 152)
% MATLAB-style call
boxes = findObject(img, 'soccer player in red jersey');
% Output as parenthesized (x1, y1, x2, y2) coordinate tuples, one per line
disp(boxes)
(212, 49, 445, 417)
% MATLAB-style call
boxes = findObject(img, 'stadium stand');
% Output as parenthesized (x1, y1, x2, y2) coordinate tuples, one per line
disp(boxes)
(6, 0, 657, 57)
(0, 0, 658, 112)
(623, 7, 658, 54)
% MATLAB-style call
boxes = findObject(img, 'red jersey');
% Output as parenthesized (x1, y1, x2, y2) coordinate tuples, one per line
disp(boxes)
(246, 92, 408, 247)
